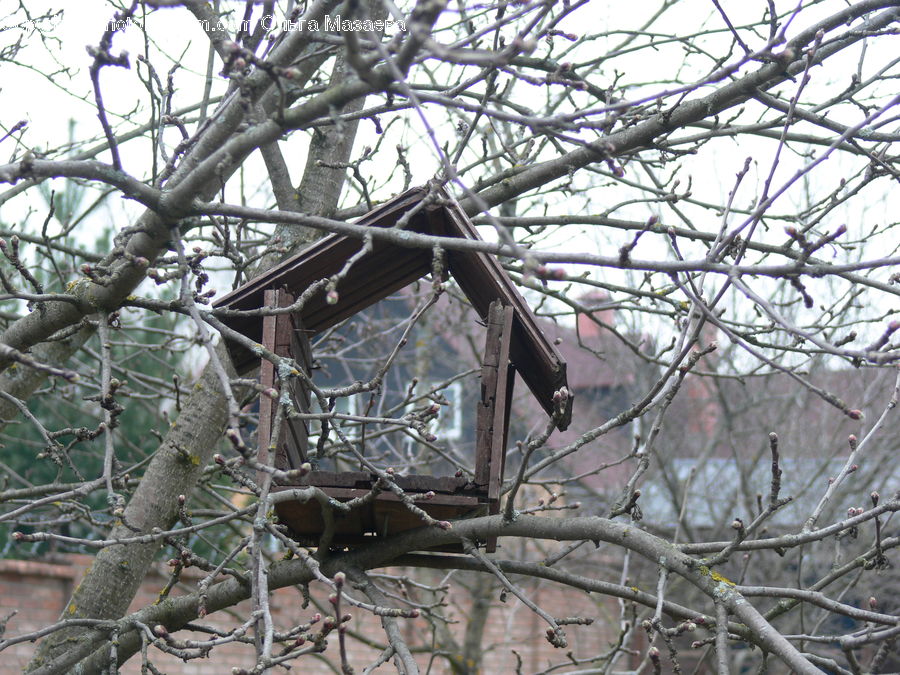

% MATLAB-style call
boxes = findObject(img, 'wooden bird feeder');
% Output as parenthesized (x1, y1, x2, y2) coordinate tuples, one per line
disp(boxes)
(215, 186, 571, 550)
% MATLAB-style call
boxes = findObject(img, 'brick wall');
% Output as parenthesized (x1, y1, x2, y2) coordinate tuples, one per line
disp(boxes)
(1, 555, 618, 673)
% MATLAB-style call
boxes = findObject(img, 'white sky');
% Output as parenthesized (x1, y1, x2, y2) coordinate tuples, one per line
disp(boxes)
(1, 1, 898, 348)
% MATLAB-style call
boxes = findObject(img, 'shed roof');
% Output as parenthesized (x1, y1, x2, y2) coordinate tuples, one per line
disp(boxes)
(214, 185, 572, 430)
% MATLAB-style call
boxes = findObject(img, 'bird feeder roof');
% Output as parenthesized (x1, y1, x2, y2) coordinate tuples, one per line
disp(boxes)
(214, 185, 572, 430)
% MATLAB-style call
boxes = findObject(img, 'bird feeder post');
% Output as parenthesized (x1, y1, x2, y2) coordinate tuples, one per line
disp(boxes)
(474, 301, 515, 507)
(257, 287, 311, 479)
(474, 300, 515, 551)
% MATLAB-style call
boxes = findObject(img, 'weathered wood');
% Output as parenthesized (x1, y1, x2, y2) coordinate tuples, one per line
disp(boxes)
(256, 289, 313, 475)
(281, 379, 309, 470)
(300, 246, 431, 331)
(427, 198, 570, 429)
(217, 186, 573, 551)
(272, 484, 486, 551)
(289, 321, 313, 372)
(475, 301, 505, 489)
(215, 188, 434, 371)
(274, 316, 311, 471)
(276, 486, 484, 507)
(476, 304, 514, 552)
(215, 185, 572, 430)
(256, 290, 279, 475)
(272, 290, 309, 471)
(500, 365, 515, 485)
(284, 321, 314, 468)
(290, 470, 473, 494)
(488, 305, 514, 508)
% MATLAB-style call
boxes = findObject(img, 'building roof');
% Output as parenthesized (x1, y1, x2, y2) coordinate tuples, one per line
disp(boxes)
(214, 185, 572, 430)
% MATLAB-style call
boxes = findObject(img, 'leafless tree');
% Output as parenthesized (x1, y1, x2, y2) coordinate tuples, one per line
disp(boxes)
(1, 0, 899, 673)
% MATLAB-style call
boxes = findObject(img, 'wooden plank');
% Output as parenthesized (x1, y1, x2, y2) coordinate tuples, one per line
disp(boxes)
(284, 321, 314, 469)
(500, 365, 515, 487)
(273, 490, 484, 536)
(282, 380, 309, 469)
(289, 470, 474, 494)
(301, 470, 372, 488)
(218, 242, 431, 372)
(278, 312, 314, 471)
(269, 289, 308, 471)
(214, 188, 435, 372)
(298, 245, 431, 332)
(488, 305, 514, 508)
(284, 487, 484, 507)
(256, 290, 279, 479)
(484, 305, 514, 553)
(474, 301, 505, 489)
(393, 474, 469, 493)
(255, 289, 313, 475)
(215, 186, 429, 315)
(289, 321, 314, 372)
(272, 486, 484, 537)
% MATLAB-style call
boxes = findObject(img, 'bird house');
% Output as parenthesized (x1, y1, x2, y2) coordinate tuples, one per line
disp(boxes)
(215, 186, 571, 550)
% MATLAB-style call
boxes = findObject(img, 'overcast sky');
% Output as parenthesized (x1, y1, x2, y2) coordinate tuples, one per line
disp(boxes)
(2, 1, 897, 321)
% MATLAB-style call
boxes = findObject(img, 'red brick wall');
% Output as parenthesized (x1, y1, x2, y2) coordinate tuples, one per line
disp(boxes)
(1, 555, 616, 673)
(1, 557, 80, 673)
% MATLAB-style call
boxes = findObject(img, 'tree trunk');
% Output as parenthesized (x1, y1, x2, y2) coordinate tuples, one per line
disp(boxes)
(26, 354, 233, 669)
(27, 40, 373, 673)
